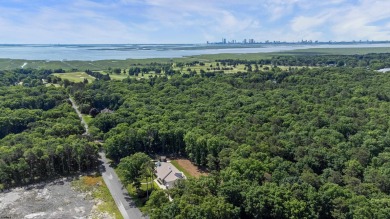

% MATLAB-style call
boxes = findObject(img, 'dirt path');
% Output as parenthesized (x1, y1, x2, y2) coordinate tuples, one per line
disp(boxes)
(69, 96, 89, 135)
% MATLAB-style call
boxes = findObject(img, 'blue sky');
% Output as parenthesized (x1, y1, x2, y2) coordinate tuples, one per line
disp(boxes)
(0, 0, 390, 43)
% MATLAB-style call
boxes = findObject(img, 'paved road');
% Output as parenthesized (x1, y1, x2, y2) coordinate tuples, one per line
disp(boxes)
(69, 95, 146, 218)
(99, 152, 146, 219)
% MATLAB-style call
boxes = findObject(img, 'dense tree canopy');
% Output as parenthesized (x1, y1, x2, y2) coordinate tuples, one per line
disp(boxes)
(0, 69, 99, 189)
(72, 54, 390, 218)
(3, 53, 390, 218)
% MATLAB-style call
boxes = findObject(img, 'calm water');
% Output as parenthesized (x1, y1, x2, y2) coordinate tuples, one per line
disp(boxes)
(0, 44, 389, 61)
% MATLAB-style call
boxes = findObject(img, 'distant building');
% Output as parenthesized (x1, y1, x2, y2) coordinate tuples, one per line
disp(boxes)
(100, 108, 114, 114)
(159, 156, 167, 162)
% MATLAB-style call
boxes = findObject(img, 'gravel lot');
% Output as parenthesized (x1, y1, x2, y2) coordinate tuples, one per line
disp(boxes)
(0, 177, 101, 219)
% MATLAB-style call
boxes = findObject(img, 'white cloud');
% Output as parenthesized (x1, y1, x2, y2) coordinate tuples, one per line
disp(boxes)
(287, 0, 390, 41)
(291, 13, 331, 32)
(0, 0, 389, 43)
(0, 2, 148, 43)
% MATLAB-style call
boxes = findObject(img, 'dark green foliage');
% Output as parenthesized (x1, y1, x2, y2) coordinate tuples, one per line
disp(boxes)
(117, 152, 151, 190)
(217, 53, 390, 69)
(74, 59, 390, 218)
(4, 54, 390, 218)
(0, 70, 99, 188)
(85, 70, 111, 81)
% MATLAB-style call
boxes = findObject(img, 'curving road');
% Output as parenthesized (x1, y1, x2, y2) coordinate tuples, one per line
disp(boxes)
(69, 96, 146, 219)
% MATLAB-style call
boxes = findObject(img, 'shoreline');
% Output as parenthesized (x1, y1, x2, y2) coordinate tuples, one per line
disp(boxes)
(0, 43, 389, 62)
(0, 46, 389, 71)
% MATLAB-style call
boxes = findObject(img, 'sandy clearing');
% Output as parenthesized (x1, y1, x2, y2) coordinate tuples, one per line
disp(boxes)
(173, 159, 208, 178)
(0, 178, 96, 219)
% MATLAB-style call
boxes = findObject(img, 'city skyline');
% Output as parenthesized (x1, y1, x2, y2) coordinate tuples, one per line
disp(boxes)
(208, 37, 390, 45)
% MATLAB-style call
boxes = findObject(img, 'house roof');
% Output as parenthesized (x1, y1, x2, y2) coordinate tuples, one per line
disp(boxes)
(155, 162, 184, 183)
(101, 108, 114, 114)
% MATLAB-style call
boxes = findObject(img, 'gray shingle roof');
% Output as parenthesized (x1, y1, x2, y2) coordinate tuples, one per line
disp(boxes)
(155, 162, 184, 184)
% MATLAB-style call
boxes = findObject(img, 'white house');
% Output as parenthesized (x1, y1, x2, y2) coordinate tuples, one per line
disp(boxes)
(155, 161, 186, 189)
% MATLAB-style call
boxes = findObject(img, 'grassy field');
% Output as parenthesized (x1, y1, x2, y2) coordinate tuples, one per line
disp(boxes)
(52, 72, 95, 83)
(104, 73, 129, 80)
(173, 61, 246, 74)
(51, 63, 311, 83)
(282, 47, 390, 55)
(72, 175, 123, 219)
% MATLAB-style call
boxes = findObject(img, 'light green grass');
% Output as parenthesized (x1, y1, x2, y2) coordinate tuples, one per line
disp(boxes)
(45, 83, 61, 87)
(49, 63, 314, 82)
(108, 74, 130, 80)
(82, 114, 93, 125)
(282, 47, 390, 55)
(52, 72, 95, 83)
(99, 71, 131, 81)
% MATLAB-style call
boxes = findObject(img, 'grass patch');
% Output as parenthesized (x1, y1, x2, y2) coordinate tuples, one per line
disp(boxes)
(45, 83, 61, 88)
(108, 74, 129, 80)
(124, 179, 160, 213)
(282, 47, 390, 55)
(52, 72, 95, 83)
(170, 160, 193, 178)
(82, 114, 93, 125)
(72, 175, 123, 219)
(99, 71, 129, 81)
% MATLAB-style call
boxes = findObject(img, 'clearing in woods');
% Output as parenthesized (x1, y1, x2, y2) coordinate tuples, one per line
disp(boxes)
(171, 159, 208, 178)
(52, 72, 96, 83)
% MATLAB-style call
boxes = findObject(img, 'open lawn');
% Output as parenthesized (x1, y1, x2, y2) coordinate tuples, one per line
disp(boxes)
(283, 47, 390, 55)
(106, 73, 130, 80)
(52, 72, 95, 83)
(52, 63, 312, 83)
(100, 71, 162, 80)
(48, 62, 315, 84)
(173, 61, 246, 74)
(174, 63, 311, 74)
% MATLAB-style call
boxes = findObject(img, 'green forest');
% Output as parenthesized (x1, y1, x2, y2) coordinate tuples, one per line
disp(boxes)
(0, 69, 98, 188)
(2, 53, 390, 218)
